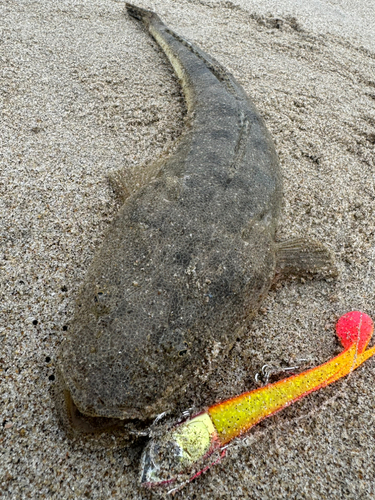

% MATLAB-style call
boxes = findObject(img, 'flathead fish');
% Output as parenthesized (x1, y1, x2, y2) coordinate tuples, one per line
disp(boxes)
(56, 4, 335, 437)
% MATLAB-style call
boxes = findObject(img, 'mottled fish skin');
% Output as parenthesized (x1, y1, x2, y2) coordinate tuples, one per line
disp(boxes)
(57, 4, 282, 426)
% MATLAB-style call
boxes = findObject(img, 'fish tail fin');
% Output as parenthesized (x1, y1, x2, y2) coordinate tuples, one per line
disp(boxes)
(125, 3, 158, 26)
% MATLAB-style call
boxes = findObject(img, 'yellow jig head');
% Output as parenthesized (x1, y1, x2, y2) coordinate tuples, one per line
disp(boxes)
(140, 311, 375, 493)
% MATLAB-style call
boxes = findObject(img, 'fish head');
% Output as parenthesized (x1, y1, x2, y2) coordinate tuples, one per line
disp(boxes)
(56, 196, 277, 435)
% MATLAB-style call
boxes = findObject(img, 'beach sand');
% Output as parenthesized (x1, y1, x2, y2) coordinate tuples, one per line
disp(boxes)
(1, 1, 375, 498)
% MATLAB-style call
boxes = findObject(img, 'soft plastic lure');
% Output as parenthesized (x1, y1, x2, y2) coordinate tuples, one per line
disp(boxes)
(140, 311, 375, 493)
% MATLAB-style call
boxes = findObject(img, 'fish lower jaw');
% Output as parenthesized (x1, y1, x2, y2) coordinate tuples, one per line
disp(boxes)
(61, 387, 130, 435)
(54, 367, 151, 437)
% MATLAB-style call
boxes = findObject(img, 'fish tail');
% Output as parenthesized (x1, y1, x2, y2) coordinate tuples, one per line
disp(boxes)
(125, 3, 159, 26)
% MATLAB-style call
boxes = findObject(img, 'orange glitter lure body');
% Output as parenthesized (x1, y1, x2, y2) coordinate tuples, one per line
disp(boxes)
(209, 311, 375, 444)
(140, 312, 375, 492)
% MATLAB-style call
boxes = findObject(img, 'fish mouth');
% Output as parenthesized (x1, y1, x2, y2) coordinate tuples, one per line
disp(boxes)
(54, 365, 145, 437)
(62, 387, 126, 435)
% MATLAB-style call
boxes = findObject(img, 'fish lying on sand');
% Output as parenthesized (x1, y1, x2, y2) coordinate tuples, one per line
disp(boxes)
(55, 3, 335, 438)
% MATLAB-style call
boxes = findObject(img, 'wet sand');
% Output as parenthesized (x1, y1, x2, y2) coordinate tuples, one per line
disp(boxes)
(1, 1, 375, 498)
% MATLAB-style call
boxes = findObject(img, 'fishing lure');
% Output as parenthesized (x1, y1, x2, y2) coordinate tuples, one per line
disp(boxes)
(140, 311, 375, 493)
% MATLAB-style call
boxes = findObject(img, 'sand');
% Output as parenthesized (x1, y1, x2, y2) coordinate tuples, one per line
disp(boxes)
(1, 0, 375, 498)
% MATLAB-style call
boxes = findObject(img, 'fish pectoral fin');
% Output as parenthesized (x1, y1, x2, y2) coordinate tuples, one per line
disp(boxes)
(275, 237, 338, 280)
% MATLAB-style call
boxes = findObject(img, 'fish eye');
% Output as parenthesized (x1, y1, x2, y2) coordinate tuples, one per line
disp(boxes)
(261, 212, 272, 225)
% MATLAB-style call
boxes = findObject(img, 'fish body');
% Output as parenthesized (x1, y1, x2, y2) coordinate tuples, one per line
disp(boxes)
(140, 312, 375, 492)
(57, 4, 281, 425)
(56, 5, 332, 433)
